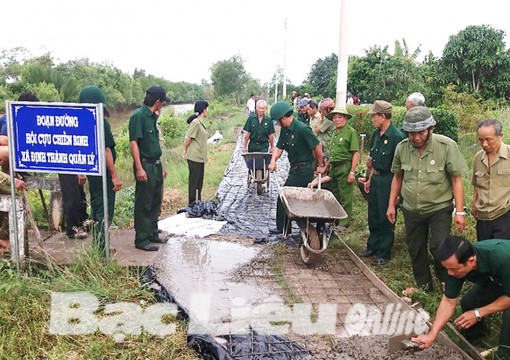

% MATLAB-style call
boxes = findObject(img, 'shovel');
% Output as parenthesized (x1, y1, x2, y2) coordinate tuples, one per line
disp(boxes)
(389, 334, 421, 353)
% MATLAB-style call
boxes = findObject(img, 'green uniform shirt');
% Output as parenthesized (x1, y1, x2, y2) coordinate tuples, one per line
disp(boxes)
(128, 105, 162, 159)
(329, 125, 359, 163)
(243, 114, 275, 152)
(370, 123, 405, 172)
(104, 118, 116, 162)
(472, 142, 510, 220)
(445, 239, 510, 299)
(297, 112, 310, 126)
(317, 119, 336, 153)
(392, 133, 468, 214)
(276, 118, 319, 165)
(185, 118, 208, 163)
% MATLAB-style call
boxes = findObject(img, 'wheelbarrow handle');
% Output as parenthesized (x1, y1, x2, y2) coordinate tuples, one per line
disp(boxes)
(272, 171, 282, 194)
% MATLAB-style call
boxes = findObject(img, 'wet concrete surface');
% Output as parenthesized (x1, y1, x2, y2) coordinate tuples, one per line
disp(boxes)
(303, 335, 464, 360)
(154, 237, 280, 334)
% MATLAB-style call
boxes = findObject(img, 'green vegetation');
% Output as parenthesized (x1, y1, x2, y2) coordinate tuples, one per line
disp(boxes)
(0, 250, 196, 359)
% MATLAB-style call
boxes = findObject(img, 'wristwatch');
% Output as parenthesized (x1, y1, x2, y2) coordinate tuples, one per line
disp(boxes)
(474, 308, 482, 322)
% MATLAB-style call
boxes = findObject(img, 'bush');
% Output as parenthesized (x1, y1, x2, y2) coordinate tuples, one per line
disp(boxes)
(347, 104, 460, 150)
(442, 85, 487, 133)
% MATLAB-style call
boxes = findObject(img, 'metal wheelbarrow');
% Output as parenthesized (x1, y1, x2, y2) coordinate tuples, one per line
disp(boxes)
(242, 152, 272, 195)
(278, 174, 347, 265)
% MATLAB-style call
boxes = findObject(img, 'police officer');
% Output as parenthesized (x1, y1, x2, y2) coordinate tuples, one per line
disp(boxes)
(358, 100, 405, 265)
(326, 106, 359, 230)
(387, 106, 468, 291)
(79, 86, 122, 256)
(268, 102, 323, 234)
(129, 86, 170, 251)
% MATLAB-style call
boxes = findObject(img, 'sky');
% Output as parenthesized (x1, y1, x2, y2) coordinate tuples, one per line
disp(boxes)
(3, 0, 510, 86)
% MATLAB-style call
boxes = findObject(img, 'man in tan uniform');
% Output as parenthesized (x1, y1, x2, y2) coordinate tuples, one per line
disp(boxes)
(472, 119, 510, 241)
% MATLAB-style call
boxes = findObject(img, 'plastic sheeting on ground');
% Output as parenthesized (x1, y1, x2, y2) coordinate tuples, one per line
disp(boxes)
(141, 268, 309, 360)
(178, 200, 222, 219)
(188, 332, 309, 360)
(158, 212, 227, 238)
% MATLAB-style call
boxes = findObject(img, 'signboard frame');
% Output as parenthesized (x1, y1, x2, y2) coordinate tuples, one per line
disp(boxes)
(5, 100, 109, 268)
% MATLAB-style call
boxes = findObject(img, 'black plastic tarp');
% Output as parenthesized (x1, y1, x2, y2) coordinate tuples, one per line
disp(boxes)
(141, 267, 309, 360)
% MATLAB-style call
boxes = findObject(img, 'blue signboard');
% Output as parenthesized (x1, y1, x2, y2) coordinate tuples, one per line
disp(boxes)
(8, 102, 104, 175)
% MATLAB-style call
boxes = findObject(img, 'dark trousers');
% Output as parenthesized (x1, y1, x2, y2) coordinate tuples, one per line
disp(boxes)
(366, 173, 395, 259)
(134, 162, 163, 246)
(58, 174, 88, 237)
(402, 205, 452, 290)
(329, 162, 353, 227)
(87, 174, 115, 255)
(188, 159, 204, 205)
(477, 208, 510, 241)
(461, 282, 510, 359)
(276, 164, 314, 232)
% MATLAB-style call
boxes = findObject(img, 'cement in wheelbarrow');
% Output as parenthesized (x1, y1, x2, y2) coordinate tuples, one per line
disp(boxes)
(280, 186, 347, 220)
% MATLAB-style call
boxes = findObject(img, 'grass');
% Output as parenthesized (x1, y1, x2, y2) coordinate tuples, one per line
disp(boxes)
(4, 103, 247, 359)
(0, 250, 197, 359)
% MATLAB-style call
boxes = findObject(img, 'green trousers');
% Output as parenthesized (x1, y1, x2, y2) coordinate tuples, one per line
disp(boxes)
(329, 162, 353, 227)
(366, 173, 395, 259)
(460, 282, 510, 359)
(276, 164, 314, 232)
(402, 205, 452, 290)
(134, 162, 163, 247)
(87, 174, 116, 256)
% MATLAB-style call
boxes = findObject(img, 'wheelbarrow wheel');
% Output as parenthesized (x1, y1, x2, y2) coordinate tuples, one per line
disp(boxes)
(256, 169, 263, 195)
(300, 223, 321, 265)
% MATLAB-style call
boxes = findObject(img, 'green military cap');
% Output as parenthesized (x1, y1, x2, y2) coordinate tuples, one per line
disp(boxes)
(403, 106, 436, 132)
(79, 85, 106, 104)
(270, 101, 293, 120)
(326, 106, 352, 121)
(369, 100, 392, 114)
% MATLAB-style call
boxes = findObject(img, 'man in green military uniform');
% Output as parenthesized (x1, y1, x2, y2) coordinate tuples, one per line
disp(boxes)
(242, 100, 275, 153)
(129, 86, 170, 251)
(387, 106, 468, 291)
(413, 235, 510, 359)
(326, 106, 359, 229)
(358, 100, 405, 265)
(268, 102, 323, 234)
(79, 86, 122, 256)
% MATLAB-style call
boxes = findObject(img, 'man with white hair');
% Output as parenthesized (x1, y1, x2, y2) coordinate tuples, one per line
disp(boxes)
(406, 92, 425, 111)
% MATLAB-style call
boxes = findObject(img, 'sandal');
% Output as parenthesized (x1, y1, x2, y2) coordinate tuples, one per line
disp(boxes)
(72, 226, 88, 239)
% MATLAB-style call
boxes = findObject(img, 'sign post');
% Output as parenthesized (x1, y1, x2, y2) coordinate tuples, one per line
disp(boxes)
(6, 101, 107, 269)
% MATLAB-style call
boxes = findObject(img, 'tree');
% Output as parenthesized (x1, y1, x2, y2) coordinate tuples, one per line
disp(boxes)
(306, 53, 338, 98)
(210, 55, 247, 105)
(438, 25, 510, 100)
(347, 41, 429, 105)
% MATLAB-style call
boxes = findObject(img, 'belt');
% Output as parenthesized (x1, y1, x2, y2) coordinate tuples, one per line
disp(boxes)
(141, 157, 161, 165)
(290, 161, 311, 169)
(329, 161, 348, 169)
(374, 169, 392, 176)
